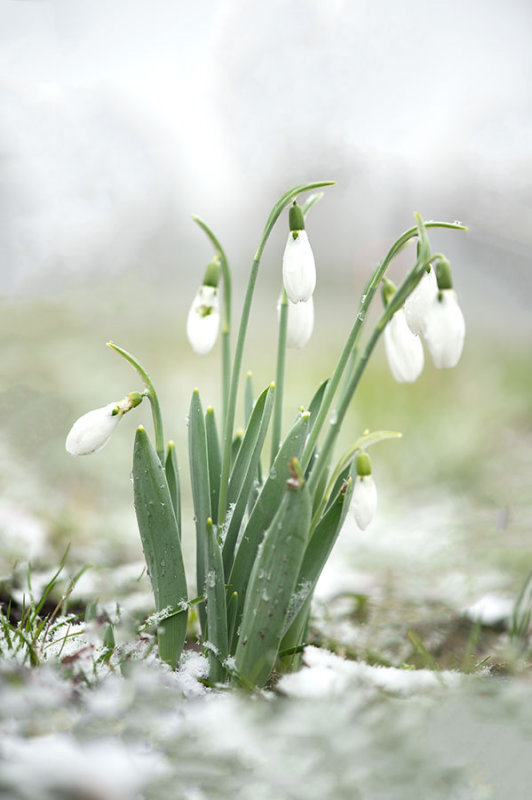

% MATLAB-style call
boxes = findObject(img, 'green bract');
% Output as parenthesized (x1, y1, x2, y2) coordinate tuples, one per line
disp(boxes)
(68, 183, 466, 688)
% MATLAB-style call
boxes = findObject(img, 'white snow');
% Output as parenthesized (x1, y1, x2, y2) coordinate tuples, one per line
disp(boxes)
(463, 593, 515, 627)
(278, 646, 464, 699)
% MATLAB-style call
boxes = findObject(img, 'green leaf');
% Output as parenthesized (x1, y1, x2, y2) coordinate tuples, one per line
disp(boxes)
(226, 590, 239, 650)
(227, 411, 310, 647)
(205, 519, 228, 683)
(226, 384, 274, 511)
(165, 441, 181, 534)
(205, 408, 222, 526)
(222, 384, 275, 575)
(188, 389, 211, 633)
(133, 426, 188, 668)
(244, 372, 254, 426)
(282, 477, 352, 642)
(234, 461, 312, 688)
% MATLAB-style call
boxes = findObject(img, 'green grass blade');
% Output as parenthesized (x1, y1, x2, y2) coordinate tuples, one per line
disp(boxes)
(222, 385, 275, 575)
(234, 460, 311, 688)
(205, 518, 228, 683)
(165, 441, 181, 534)
(227, 411, 310, 647)
(205, 407, 222, 526)
(133, 426, 188, 668)
(188, 389, 211, 633)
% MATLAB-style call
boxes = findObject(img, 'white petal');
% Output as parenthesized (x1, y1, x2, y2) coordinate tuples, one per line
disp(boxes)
(404, 266, 438, 335)
(424, 290, 465, 368)
(282, 230, 316, 303)
(349, 475, 377, 530)
(66, 403, 121, 456)
(285, 296, 314, 349)
(186, 285, 220, 356)
(384, 309, 424, 383)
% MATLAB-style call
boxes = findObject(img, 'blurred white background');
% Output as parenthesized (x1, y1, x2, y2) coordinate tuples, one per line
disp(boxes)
(1, 0, 531, 336)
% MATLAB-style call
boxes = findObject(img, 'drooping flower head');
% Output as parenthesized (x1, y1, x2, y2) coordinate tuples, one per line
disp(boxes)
(382, 278, 424, 383)
(348, 450, 377, 530)
(187, 256, 221, 356)
(404, 263, 438, 336)
(282, 201, 316, 303)
(424, 257, 465, 369)
(66, 392, 143, 456)
(280, 295, 314, 349)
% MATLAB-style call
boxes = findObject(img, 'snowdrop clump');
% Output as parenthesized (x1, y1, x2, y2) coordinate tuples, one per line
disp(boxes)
(65, 183, 466, 687)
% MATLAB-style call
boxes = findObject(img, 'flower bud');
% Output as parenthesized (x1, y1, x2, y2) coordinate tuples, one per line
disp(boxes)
(186, 284, 220, 355)
(66, 393, 143, 456)
(384, 308, 424, 383)
(282, 202, 316, 303)
(348, 451, 377, 530)
(424, 289, 465, 368)
(281, 295, 314, 349)
(404, 265, 438, 336)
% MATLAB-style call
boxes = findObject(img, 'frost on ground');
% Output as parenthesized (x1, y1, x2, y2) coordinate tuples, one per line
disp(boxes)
(1, 650, 531, 800)
(277, 645, 466, 698)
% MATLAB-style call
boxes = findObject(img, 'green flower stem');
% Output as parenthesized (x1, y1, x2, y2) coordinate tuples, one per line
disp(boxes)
(300, 219, 466, 473)
(107, 342, 165, 462)
(271, 288, 288, 466)
(306, 252, 436, 499)
(216, 181, 335, 526)
(192, 216, 232, 433)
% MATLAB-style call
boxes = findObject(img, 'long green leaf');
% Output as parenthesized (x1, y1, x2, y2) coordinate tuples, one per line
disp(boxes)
(234, 462, 311, 688)
(282, 477, 353, 641)
(165, 440, 181, 534)
(205, 407, 222, 526)
(188, 389, 211, 633)
(205, 519, 228, 683)
(222, 384, 275, 575)
(133, 426, 188, 668)
(226, 384, 274, 510)
(227, 411, 310, 646)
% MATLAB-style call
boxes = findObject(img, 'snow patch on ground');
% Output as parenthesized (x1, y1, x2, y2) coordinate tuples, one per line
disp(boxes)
(278, 646, 465, 698)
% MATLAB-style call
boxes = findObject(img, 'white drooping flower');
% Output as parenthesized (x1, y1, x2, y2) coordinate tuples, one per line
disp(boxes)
(424, 289, 465, 368)
(384, 308, 424, 383)
(66, 392, 142, 456)
(284, 296, 314, 349)
(404, 265, 438, 335)
(66, 403, 121, 455)
(186, 284, 220, 356)
(282, 230, 316, 303)
(348, 451, 377, 530)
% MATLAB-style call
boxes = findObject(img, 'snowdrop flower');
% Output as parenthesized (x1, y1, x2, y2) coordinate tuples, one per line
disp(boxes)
(282, 295, 314, 349)
(187, 255, 222, 356)
(186, 284, 220, 355)
(404, 264, 438, 335)
(424, 257, 465, 368)
(384, 308, 424, 383)
(282, 201, 316, 303)
(66, 392, 143, 456)
(348, 450, 377, 530)
(424, 290, 465, 368)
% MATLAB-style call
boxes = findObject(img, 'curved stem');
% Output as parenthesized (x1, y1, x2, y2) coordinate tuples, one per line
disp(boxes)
(300, 220, 466, 472)
(107, 342, 165, 462)
(217, 180, 335, 525)
(192, 216, 232, 433)
(306, 252, 434, 497)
